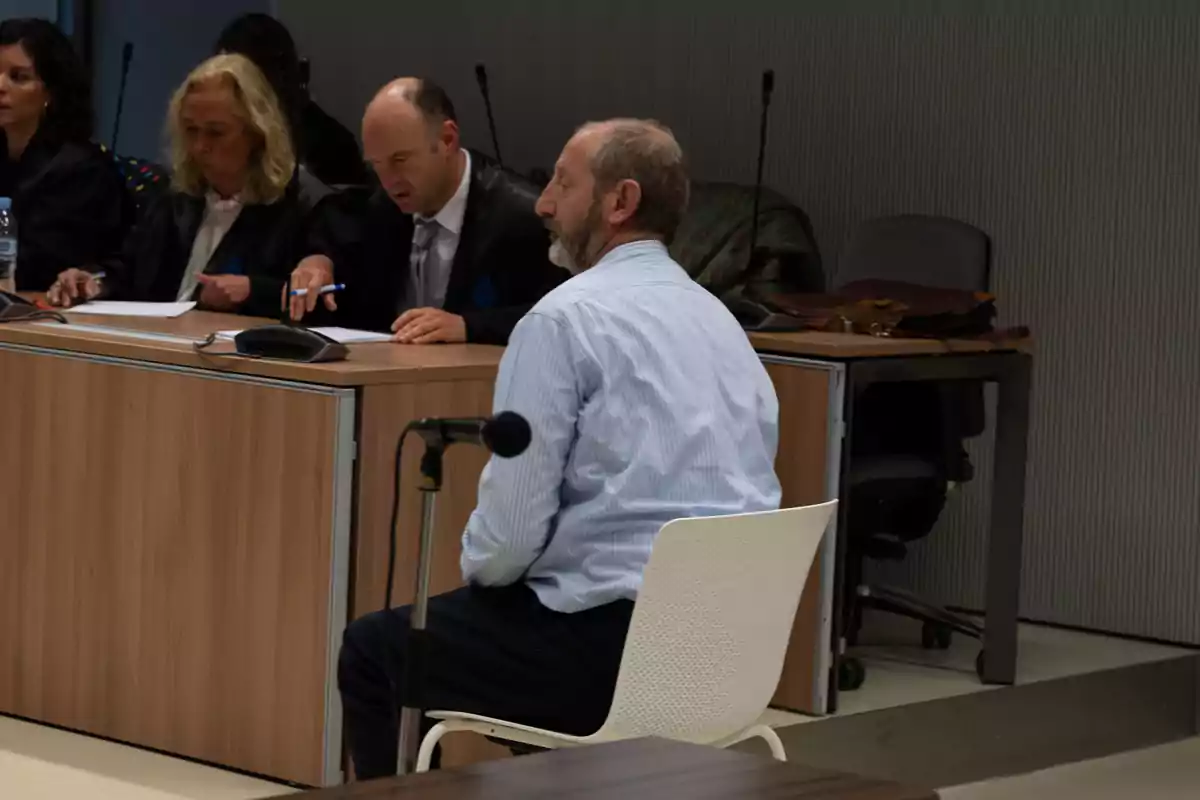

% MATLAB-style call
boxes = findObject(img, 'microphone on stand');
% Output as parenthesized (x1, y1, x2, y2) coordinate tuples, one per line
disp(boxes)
(110, 42, 134, 151)
(474, 63, 505, 169)
(746, 68, 775, 277)
(387, 410, 532, 774)
(385, 411, 531, 609)
(725, 68, 805, 333)
(411, 411, 531, 459)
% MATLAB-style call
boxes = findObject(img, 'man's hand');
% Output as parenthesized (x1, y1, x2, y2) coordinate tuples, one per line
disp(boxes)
(391, 307, 467, 344)
(196, 274, 251, 312)
(286, 255, 336, 321)
(46, 268, 103, 307)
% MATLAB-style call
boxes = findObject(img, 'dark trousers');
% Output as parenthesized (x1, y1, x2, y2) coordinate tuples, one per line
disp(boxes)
(338, 583, 634, 780)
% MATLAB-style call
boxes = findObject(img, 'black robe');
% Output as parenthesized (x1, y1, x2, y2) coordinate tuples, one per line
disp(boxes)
(304, 156, 567, 344)
(102, 177, 325, 319)
(0, 129, 129, 291)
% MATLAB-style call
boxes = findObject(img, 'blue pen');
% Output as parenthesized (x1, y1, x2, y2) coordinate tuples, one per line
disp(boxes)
(290, 283, 346, 298)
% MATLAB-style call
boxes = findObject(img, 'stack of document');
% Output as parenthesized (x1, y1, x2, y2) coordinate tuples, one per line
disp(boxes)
(65, 301, 196, 319)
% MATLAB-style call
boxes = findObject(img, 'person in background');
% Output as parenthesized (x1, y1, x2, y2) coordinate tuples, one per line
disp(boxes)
(0, 18, 126, 291)
(286, 77, 566, 345)
(47, 54, 324, 316)
(214, 12, 366, 187)
(336, 118, 781, 779)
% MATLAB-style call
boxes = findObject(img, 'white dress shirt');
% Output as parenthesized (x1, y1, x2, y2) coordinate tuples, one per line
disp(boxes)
(460, 239, 782, 613)
(406, 149, 471, 310)
(177, 192, 243, 302)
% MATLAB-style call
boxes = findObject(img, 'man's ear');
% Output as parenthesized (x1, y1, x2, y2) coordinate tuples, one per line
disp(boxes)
(439, 119, 461, 152)
(610, 179, 642, 226)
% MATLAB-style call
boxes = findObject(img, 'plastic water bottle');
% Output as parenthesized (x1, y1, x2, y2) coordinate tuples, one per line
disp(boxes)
(0, 197, 16, 294)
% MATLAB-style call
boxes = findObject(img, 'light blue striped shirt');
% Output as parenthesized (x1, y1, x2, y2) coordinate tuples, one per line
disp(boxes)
(460, 239, 781, 612)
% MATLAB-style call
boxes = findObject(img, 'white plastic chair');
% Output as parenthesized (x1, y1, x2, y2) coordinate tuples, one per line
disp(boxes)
(415, 500, 837, 771)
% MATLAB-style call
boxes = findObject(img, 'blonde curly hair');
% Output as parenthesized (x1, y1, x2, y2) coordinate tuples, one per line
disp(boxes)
(166, 53, 295, 204)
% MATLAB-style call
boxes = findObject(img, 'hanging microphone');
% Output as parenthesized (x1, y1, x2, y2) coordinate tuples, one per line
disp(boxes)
(384, 411, 531, 609)
(410, 411, 531, 458)
(474, 63, 505, 168)
(110, 42, 134, 151)
(746, 68, 775, 273)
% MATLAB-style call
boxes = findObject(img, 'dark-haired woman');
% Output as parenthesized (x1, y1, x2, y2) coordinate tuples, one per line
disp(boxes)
(0, 18, 126, 291)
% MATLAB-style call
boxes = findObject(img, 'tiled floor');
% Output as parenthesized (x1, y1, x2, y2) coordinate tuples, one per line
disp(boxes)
(942, 738, 1200, 800)
(764, 616, 1191, 725)
(0, 717, 288, 800)
(0, 621, 1192, 798)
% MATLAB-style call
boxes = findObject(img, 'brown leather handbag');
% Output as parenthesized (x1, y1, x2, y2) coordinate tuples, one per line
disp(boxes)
(760, 279, 1026, 340)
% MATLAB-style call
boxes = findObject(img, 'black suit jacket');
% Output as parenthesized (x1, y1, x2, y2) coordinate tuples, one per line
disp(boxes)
(103, 178, 324, 318)
(306, 154, 567, 345)
(0, 131, 129, 291)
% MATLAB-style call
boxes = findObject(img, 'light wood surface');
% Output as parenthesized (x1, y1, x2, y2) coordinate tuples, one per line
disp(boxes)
(0, 309, 502, 386)
(0, 346, 341, 785)
(0, 306, 858, 778)
(765, 362, 835, 712)
(750, 329, 1030, 359)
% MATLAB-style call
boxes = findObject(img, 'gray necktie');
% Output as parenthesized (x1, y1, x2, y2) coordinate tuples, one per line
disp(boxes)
(407, 219, 441, 309)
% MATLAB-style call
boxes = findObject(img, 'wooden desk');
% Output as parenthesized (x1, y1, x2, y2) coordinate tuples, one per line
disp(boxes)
(0, 309, 1011, 783)
(0, 311, 501, 786)
(750, 330, 1032, 713)
(273, 738, 938, 799)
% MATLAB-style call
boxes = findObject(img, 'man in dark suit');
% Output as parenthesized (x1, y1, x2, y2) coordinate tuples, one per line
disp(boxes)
(287, 77, 566, 345)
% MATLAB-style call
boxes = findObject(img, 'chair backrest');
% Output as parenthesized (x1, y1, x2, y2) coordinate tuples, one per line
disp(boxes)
(835, 214, 991, 292)
(98, 144, 169, 222)
(595, 501, 837, 743)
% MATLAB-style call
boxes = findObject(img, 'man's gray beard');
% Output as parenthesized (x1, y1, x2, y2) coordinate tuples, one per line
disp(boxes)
(548, 238, 581, 274)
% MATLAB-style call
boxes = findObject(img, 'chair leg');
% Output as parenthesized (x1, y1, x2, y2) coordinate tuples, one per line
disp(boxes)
(750, 724, 788, 761)
(416, 721, 450, 773)
(716, 724, 788, 762)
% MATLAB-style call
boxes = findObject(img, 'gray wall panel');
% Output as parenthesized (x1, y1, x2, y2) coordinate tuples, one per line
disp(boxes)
(278, 3, 1200, 642)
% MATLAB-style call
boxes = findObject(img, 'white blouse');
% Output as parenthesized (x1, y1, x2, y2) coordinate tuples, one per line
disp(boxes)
(176, 192, 244, 302)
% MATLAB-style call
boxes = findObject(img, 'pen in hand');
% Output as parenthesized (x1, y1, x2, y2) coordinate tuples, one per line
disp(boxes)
(289, 283, 345, 298)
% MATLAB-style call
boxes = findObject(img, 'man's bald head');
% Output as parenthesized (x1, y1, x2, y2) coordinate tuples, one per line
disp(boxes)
(572, 118, 689, 244)
(361, 77, 464, 216)
(364, 77, 457, 132)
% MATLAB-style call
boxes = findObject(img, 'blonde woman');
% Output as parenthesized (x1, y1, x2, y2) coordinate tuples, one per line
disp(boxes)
(48, 53, 323, 316)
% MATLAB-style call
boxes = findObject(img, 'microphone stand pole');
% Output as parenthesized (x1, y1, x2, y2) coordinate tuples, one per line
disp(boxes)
(396, 437, 445, 775)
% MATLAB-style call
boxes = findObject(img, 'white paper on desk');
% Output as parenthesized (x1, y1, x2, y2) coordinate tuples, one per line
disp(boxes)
(215, 326, 393, 344)
(65, 301, 197, 319)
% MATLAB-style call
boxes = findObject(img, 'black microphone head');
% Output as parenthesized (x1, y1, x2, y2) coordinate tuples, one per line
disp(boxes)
(762, 69, 775, 97)
(475, 63, 488, 88)
(482, 411, 531, 458)
(122, 42, 134, 65)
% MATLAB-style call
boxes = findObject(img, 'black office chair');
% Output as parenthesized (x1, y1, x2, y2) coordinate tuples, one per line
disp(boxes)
(835, 214, 992, 691)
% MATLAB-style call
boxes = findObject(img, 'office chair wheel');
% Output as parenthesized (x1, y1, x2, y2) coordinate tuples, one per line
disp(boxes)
(838, 657, 866, 691)
(921, 621, 953, 650)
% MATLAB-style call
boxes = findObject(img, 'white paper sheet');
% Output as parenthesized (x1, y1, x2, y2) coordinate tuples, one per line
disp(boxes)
(215, 326, 393, 344)
(65, 301, 197, 319)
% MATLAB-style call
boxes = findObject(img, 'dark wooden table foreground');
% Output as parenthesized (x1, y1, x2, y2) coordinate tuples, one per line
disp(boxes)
(277, 737, 939, 799)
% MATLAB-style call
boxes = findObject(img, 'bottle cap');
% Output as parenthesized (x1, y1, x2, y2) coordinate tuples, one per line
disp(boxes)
(0, 197, 11, 211)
